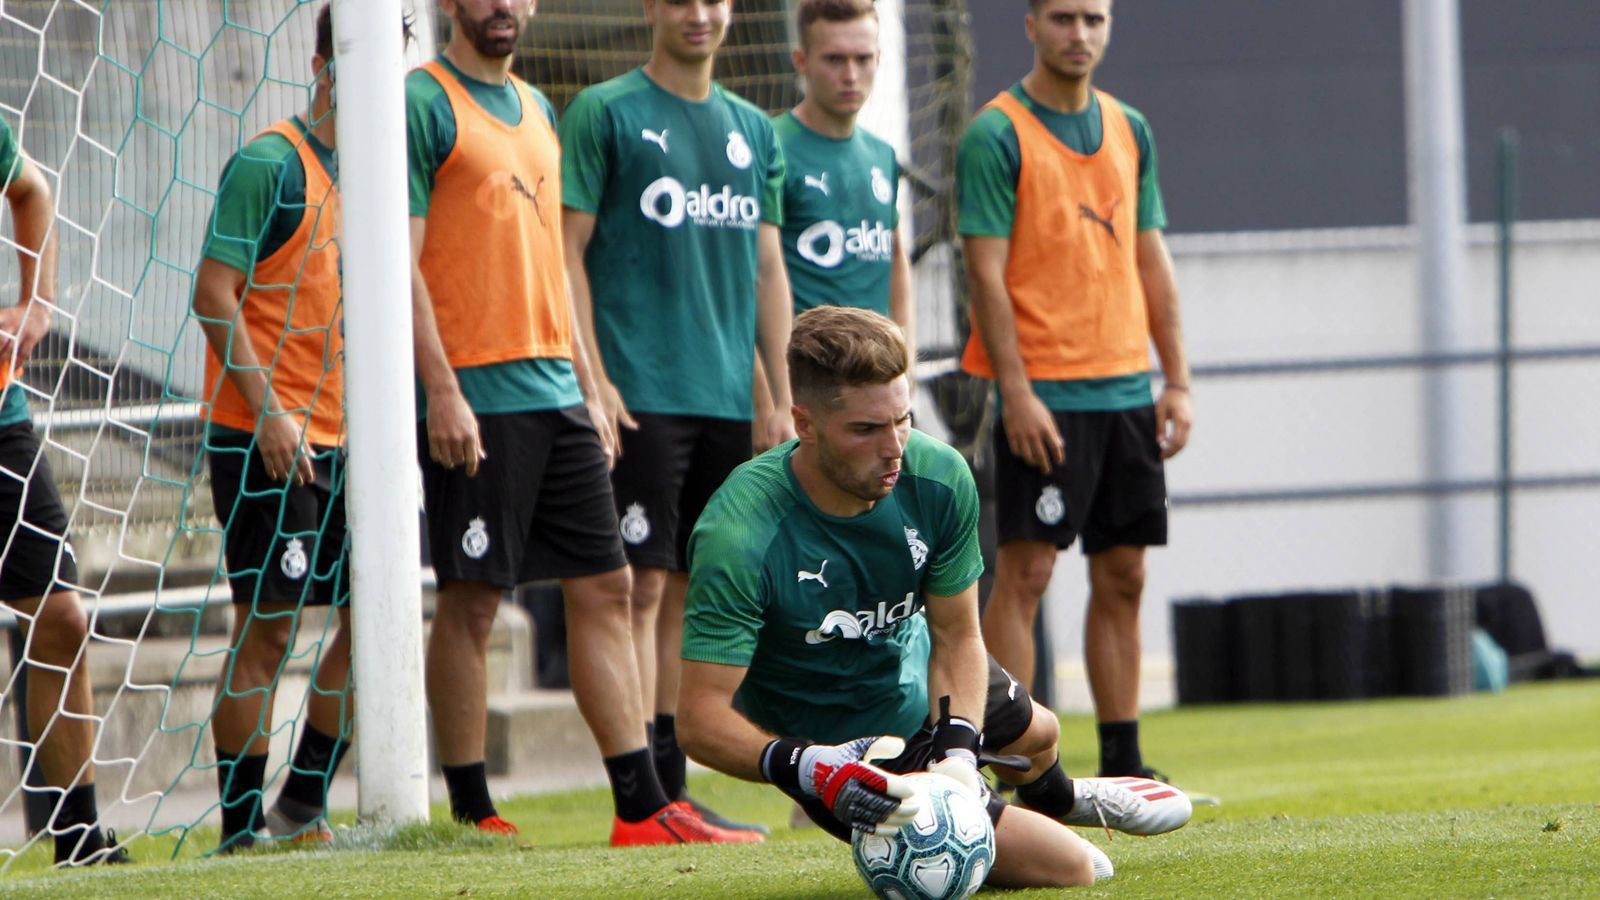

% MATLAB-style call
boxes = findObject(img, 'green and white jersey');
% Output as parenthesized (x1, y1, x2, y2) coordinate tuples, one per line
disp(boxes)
(774, 112, 899, 316)
(683, 430, 984, 745)
(0, 117, 27, 428)
(958, 84, 1166, 412)
(405, 57, 581, 418)
(561, 69, 784, 420)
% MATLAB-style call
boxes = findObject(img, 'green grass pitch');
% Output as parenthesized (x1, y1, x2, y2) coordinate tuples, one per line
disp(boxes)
(6, 681, 1597, 897)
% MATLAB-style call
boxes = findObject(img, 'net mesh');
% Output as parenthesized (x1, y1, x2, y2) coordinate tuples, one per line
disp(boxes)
(0, 0, 350, 869)
(0, 0, 973, 871)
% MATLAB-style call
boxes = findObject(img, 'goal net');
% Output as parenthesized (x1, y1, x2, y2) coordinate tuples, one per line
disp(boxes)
(0, 0, 973, 873)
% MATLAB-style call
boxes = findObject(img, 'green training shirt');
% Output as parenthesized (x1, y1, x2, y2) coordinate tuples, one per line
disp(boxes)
(774, 112, 899, 316)
(683, 430, 985, 745)
(406, 56, 581, 418)
(561, 69, 784, 420)
(957, 84, 1166, 411)
(0, 117, 28, 427)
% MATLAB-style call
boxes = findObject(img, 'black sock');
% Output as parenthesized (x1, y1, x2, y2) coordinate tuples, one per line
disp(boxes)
(52, 784, 105, 864)
(442, 761, 497, 825)
(278, 724, 350, 817)
(1016, 759, 1077, 819)
(652, 713, 687, 799)
(1097, 720, 1144, 776)
(217, 751, 268, 843)
(604, 747, 673, 823)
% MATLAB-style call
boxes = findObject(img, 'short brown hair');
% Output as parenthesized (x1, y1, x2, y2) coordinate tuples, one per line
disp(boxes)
(789, 306, 908, 408)
(797, 0, 879, 48)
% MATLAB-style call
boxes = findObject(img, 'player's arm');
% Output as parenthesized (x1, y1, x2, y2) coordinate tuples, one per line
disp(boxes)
(1, 154, 58, 369)
(561, 208, 636, 444)
(408, 215, 483, 475)
(754, 222, 796, 447)
(678, 659, 777, 782)
(965, 234, 1062, 474)
(921, 581, 989, 795)
(1138, 228, 1192, 459)
(192, 257, 314, 485)
(565, 273, 618, 466)
(889, 226, 915, 366)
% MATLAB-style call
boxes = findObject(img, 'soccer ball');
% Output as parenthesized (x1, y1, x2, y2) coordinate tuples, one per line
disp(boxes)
(850, 772, 995, 900)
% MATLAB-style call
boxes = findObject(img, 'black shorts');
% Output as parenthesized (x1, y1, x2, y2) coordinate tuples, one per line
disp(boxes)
(420, 406, 626, 589)
(208, 433, 348, 608)
(791, 656, 1034, 843)
(994, 405, 1168, 554)
(609, 413, 750, 572)
(0, 421, 79, 603)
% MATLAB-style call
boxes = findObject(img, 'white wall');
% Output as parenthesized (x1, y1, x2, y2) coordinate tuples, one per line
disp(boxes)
(1029, 221, 1600, 677)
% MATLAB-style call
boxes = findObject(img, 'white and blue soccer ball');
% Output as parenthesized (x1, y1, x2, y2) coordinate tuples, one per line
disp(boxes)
(851, 772, 996, 900)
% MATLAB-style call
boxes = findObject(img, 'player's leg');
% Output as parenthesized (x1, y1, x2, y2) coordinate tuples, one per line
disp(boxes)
(419, 415, 539, 834)
(986, 660, 1190, 838)
(629, 565, 666, 729)
(654, 418, 766, 833)
(1081, 405, 1169, 778)
(9, 589, 121, 865)
(987, 805, 1100, 888)
(211, 600, 299, 850)
(1085, 544, 1147, 770)
(206, 432, 328, 850)
(980, 411, 1089, 692)
(608, 415, 692, 781)
(426, 579, 507, 828)
(983, 541, 1057, 692)
(0, 420, 125, 865)
(267, 457, 354, 841)
(531, 406, 757, 845)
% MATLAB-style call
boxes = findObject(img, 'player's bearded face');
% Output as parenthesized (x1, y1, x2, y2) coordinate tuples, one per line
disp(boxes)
(813, 378, 913, 504)
(650, 0, 731, 63)
(457, 1, 528, 58)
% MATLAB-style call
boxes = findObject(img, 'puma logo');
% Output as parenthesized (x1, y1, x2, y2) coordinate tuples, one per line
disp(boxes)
(511, 174, 545, 226)
(641, 128, 670, 154)
(803, 172, 830, 196)
(1078, 196, 1121, 245)
(797, 560, 829, 588)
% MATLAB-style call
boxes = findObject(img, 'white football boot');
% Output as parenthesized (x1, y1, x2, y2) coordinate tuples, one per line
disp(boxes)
(1062, 776, 1192, 836)
(1084, 840, 1115, 881)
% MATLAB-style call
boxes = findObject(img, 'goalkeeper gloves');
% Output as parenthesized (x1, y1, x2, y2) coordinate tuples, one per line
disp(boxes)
(762, 736, 922, 834)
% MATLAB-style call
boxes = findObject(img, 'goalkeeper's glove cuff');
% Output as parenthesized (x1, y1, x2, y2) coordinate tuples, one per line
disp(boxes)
(931, 713, 982, 765)
(760, 738, 812, 793)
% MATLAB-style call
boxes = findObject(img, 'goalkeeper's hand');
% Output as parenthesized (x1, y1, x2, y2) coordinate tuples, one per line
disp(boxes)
(762, 736, 922, 834)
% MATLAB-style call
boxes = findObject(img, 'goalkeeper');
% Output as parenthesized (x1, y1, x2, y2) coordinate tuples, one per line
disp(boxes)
(678, 307, 1192, 888)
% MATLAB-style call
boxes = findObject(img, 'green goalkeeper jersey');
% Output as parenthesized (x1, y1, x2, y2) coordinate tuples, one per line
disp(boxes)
(683, 430, 984, 745)
(560, 69, 784, 420)
(774, 112, 899, 317)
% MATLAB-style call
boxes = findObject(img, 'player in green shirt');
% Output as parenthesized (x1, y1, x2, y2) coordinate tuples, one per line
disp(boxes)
(959, 0, 1195, 782)
(0, 114, 128, 865)
(777, 0, 913, 358)
(679, 307, 1191, 888)
(561, 0, 795, 835)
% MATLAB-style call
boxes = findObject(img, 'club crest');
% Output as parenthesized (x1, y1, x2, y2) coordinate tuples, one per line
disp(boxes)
(726, 130, 753, 169)
(461, 517, 490, 560)
(1036, 486, 1066, 526)
(905, 527, 929, 571)
(620, 503, 651, 545)
(871, 166, 893, 205)
(280, 537, 309, 580)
